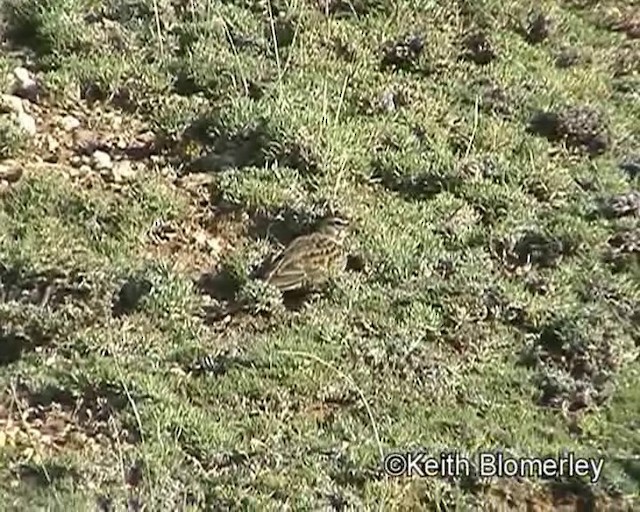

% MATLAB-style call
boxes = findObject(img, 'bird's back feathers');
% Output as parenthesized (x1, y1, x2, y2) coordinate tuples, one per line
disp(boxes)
(263, 232, 344, 292)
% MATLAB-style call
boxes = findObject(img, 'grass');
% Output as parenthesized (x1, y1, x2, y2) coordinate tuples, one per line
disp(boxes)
(0, 0, 639, 509)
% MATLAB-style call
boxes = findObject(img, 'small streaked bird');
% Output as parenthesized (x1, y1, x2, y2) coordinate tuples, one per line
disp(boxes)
(202, 216, 350, 324)
(261, 215, 350, 293)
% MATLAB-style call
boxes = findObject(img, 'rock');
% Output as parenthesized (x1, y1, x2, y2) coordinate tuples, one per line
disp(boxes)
(192, 229, 209, 247)
(0, 160, 23, 183)
(16, 111, 36, 136)
(68, 164, 92, 179)
(207, 238, 223, 256)
(380, 90, 396, 112)
(42, 135, 60, 163)
(137, 131, 156, 145)
(91, 150, 112, 170)
(555, 47, 581, 69)
(110, 160, 136, 183)
(176, 172, 216, 192)
(111, 114, 123, 130)
(0, 94, 23, 114)
(46, 134, 59, 151)
(124, 131, 157, 159)
(73, 129, 101, 155)
(59, 115, 80, 131)
(13, 67, 30, 84)
(69, 155, 82, 168)
(12, 67, 39, 103)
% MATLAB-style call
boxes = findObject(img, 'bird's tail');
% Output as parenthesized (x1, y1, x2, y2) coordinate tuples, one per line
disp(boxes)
(264, 270, 306, 293)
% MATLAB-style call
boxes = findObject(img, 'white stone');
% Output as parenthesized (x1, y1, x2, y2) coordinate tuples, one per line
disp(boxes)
(12, 67, 38, 102)
(0, 94, 23, 114)
(17, 111, 36, 136)
(13, 67, 31, 83)
(380, 90, 396, 112)
(111, 160, 136, 182)
(60, 115, 80, 131)
(91, 150, 112, 170)
(46, 134, 59, 151)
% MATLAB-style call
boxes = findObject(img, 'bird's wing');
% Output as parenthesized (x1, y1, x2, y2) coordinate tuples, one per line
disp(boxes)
(263, 236, 312, 291)
(265, 266, 307, 292)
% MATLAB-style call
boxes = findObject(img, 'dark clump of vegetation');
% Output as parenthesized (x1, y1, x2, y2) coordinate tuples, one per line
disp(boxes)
(476, 79, 513, 116)
(606, 227, 640, 272)
(528, 106, 610, 155)
(598, 191, 640, 219)
(554, 46, 583, 68)
(112, 276, 153, 316)
(520, 10, 553, 44)
(495, 229, 577, 269)
(520, 311, 633, 411)
(179, 113, 319, 175)
(460, 31, 497, 65)
(619, 155, 640, 179)
(380, 34, 425, 72)
(371, 162, 465, 200)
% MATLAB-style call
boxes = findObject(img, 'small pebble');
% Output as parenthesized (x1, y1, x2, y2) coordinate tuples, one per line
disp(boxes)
(380, 90, 396, 112)
(59, 115, 80, 131)
(110, 160, 136, 183)
(17, 111, 36, 136)
(176, 173, 216, 191)
(13, 67, 31, 84)
(0, 94, 23, 114)
(12, 66, 39, 102)
(73, 129, 101, 155)
(0, 160, 23, 183)
(125, 132, 157, 159)
(46, 134, 59, 151)
(69, 155, 82, 168)
(68, 165, 92, 179)
(42, 135, 60, 163)
(67, 167, 80, 178)
(92, 150, 112, 170)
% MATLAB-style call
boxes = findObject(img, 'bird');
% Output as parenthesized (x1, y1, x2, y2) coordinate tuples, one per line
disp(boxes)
(261, 215, 351, 293)
(201, 215, 351, 324)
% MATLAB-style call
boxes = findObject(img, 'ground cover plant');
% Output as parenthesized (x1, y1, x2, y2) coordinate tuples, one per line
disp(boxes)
(0, 0, 639, 509)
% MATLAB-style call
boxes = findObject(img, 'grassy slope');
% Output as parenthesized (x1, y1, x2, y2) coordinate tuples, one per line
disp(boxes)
(0, 0, 639, 510)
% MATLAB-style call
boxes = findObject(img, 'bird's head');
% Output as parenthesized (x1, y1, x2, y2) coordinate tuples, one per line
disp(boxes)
(317, 215, 350, 242)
